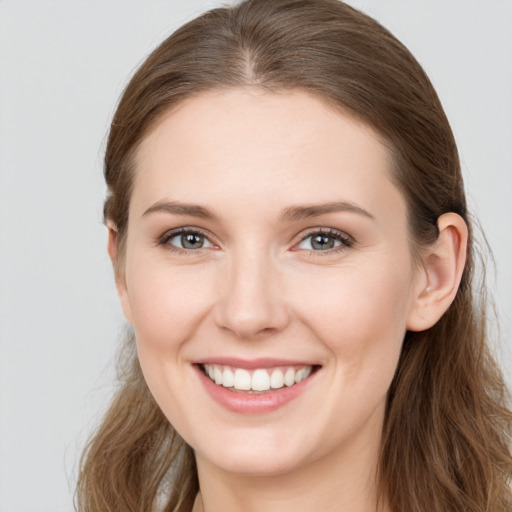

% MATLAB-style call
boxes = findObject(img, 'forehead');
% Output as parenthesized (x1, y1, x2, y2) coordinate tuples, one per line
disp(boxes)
(132, 88, 405, 224)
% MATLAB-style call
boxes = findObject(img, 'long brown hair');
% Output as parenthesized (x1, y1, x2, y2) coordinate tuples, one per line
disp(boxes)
(76, 1, 512, 510)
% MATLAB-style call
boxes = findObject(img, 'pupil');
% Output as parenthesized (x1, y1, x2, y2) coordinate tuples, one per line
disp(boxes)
(182, 233, 203, 249)
(312, 234, 334, 250)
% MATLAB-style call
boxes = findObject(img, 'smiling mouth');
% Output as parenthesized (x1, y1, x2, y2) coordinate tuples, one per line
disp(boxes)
(199, 363, 319, 394)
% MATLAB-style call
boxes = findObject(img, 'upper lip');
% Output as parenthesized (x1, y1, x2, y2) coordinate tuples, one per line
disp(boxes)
(194, 357, 320, 369)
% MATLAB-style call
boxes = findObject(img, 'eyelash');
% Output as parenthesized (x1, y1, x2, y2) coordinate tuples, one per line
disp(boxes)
(158, 228, 215, 255)
(157, 227, 353, 256)
(296, 228, 353, 256)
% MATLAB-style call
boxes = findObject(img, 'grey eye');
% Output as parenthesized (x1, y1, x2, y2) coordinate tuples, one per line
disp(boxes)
(182, 233, 204, 249)
(167, 231, 214, 250)
(310, 234, 337, 250)
(298, 233, 343, 251)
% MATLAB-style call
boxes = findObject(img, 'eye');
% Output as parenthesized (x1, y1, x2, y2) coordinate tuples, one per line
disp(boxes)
(295, 229, 352, 252)
(160, 229, 215, 252)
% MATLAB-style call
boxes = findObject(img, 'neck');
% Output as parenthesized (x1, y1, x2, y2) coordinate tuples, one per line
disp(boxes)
(193, 410, 389, 512)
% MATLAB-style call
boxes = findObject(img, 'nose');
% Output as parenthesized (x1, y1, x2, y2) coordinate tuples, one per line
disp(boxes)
(214, 249, 290, 340)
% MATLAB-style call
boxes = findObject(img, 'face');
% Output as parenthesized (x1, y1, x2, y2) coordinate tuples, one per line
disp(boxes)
(116, 89, 425, 478)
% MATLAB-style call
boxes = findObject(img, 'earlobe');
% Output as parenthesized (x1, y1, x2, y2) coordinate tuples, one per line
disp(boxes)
(106, 223, 133, 324)
(407, 213, 468, 332)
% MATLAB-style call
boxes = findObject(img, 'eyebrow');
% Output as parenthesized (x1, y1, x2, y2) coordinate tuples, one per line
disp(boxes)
(280, 201, 374, 221)
(142, 199, 374, 222)
(142, 200, 219, 220)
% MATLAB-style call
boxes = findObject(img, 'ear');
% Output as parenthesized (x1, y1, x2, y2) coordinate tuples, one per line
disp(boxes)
(406, 213, 468, 332)
(107, 223, 133, 324)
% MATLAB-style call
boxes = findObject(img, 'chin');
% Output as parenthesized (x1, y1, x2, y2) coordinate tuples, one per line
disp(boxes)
(204, 450, 305, 477)
(192, 427, 319, 478)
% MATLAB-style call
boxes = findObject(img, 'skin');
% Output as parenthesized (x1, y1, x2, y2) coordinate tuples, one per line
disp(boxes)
(110, 88, 467, 512)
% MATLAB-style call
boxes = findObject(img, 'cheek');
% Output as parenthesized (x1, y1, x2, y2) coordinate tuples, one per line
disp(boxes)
(290, 257, 413, 381)
(124, 258, 216, 429)
(296, 259, 412, 331)
(285, 261, 413, 446)
(125, 256, 214, 349)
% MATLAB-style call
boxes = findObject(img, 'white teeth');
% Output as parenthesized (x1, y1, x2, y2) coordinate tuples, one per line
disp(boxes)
(251, 369, 271, 391)
(222, 368, 234, 388)
(214, 366, 223, 385)
(203, 364, 314, 392)
(270, 369, 284, 389)
(295, 368, 305, 384)
(234, 369, 251, 390)
(284, 368, 296, 387)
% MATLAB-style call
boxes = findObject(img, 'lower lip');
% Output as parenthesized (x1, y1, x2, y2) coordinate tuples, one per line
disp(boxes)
(194, 365, 318, 414)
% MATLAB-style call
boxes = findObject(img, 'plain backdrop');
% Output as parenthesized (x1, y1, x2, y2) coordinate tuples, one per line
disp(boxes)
(0, 1, 510, 510)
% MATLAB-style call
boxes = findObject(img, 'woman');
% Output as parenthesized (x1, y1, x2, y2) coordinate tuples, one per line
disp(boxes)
(76, 0, 512, 511)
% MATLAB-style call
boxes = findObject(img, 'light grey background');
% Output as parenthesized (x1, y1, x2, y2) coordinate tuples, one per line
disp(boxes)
(0, 1, 510, 510)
